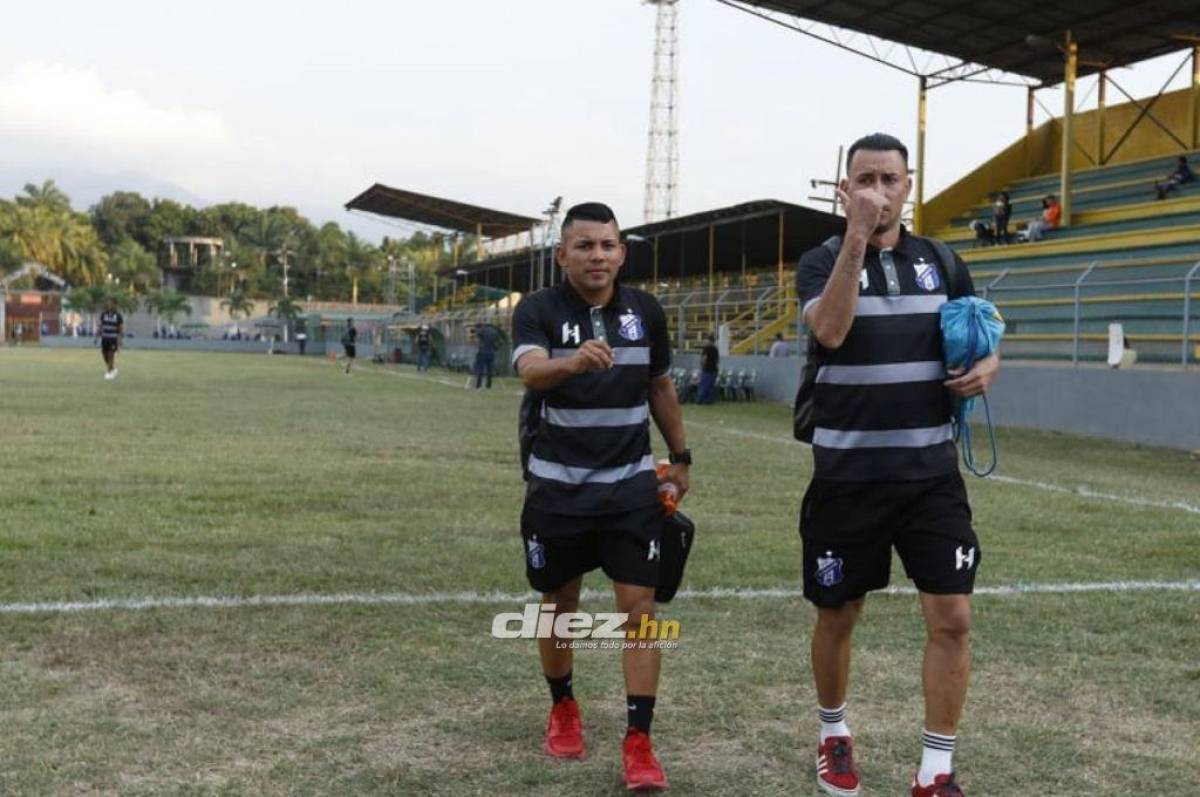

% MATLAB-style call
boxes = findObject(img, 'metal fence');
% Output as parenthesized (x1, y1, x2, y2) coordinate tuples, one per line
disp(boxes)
(981, 259, 1200, 367)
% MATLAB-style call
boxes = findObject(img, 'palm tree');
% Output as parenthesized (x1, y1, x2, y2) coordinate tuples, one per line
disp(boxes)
(145, 290, 193, 335)
(268, 295, 303, 342)
(344, 232, 377, 305)
(221, 288, 256, 321)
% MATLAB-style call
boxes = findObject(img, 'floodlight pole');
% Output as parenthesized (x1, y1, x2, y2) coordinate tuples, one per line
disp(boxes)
(1060, 30, 1078, 227)
(1097, 71, 1107, 165)
(914, 75, 928, 235)
(1190, 45, 1200, 148)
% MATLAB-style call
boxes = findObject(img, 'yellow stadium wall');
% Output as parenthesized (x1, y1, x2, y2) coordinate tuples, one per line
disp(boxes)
(923, 123, 1055, 235)
(924, 83, 1200, 235)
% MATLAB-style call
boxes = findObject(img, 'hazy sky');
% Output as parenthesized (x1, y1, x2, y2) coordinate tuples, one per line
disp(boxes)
(1, 1, 1192, 241)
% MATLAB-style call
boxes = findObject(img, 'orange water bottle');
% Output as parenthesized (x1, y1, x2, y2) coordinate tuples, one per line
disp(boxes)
(655, 461, 678, 515)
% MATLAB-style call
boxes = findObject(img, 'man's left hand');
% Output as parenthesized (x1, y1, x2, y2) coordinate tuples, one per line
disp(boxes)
(661, 463, 689, 500)
(944, 353, 999, 398)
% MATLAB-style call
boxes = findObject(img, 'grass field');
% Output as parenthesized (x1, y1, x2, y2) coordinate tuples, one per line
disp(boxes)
(0, 347, 1197, 796)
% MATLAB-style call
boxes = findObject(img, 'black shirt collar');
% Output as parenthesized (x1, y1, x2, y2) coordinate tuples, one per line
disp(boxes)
(866, 224, 914, 256)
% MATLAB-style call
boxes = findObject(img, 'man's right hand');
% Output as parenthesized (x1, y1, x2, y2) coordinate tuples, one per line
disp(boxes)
(571, 339, 614, 373)
(837, 186, 888, 238)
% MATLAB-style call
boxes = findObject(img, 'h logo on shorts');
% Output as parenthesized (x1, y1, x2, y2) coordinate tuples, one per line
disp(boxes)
(647, 540, 659, 561)
(955, 545, 976, 571)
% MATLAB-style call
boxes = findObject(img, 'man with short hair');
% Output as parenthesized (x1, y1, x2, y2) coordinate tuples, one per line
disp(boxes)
(512, 202, 690, 791)
(97, 298, 124, 380)
(796, 133, 999, 797)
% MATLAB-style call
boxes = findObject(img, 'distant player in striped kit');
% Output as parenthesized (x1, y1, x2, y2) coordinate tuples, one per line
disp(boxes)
(512, 202, 689, 791)
(796, 134, 1000, 797)
(97, 299, 124, 381)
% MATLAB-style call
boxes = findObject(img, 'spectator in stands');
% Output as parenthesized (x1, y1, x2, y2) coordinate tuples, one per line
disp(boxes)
(697, 333, 719, 404)
(1154, 155, 1195, 200)
(769, 332, 789, 357)
(1025, 194, 1061, 242)
(992, 191, 1011, 244)
(969, 219, 994, 248)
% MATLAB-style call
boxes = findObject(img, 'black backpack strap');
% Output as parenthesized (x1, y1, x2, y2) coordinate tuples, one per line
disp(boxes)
(926, 237, 969, 299)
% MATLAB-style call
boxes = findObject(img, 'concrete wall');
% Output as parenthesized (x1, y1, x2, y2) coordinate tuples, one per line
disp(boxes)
(41, 334, 386, 360)
(676, 352, 1200, 451)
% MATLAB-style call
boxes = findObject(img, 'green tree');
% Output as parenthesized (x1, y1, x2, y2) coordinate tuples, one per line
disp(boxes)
(145, 289, 193, 334)
(91, 191, 153, 249)
(221, 288, 256, 321)
(0, 193, 108, 286)
(268, 295, 303, 341)
(107, 238, 160, 294)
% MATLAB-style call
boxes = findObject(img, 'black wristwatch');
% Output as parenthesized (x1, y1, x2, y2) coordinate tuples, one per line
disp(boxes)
(668, 449, 692, 466)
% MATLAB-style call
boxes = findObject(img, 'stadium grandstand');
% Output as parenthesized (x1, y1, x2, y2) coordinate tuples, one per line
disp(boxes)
(722, 0, 1200, 365)
(349, 5, 1200, 372)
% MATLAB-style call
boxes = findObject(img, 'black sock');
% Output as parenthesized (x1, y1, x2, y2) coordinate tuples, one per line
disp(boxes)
(627, 695, 656, 734)
(546, 671, 574, 704)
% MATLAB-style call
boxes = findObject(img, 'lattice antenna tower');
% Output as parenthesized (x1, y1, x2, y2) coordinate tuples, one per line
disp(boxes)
(643, 0, 680, 223)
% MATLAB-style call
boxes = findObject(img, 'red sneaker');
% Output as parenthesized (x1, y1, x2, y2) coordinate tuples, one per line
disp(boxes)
(621, 729, 668, 791)
(816, 735, 860, 796)
(543, 698, 585, 759)
(912, 772, 965, 797)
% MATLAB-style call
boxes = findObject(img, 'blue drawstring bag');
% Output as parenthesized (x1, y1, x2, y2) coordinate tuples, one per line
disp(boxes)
(940, 297, 1005, 477)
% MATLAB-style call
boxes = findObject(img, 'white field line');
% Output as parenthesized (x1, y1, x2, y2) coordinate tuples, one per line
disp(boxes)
(2, 580, 1198, 615)
(706, 425, 1200, 516)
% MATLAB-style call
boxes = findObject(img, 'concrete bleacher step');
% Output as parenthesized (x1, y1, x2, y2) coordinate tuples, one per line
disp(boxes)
(947, 208, 1200, 252)
(1006, 150, 1200, 193)
(948, 178, 1200, 229)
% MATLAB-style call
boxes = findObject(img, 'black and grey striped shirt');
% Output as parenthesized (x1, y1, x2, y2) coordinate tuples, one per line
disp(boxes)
(99, 311, 123, 341)
(512, 282, 671, 516)
(797, 228, 974, 481)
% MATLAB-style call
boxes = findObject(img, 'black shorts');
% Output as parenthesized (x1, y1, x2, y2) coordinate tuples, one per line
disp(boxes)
(800, 472, 979, 608)
(101, 339, 119, 355)
(343, 344, 356, 359)
(520, 503, 664, 593)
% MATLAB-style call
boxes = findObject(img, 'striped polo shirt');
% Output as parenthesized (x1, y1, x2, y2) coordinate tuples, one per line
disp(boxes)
(797, 228, 975, 481)
(99, 310, 123, 340)
(512, 281, 671, 516)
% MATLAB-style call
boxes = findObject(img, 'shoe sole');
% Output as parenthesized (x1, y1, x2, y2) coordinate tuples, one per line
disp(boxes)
(622, 776, 667, 792)
(815, 776, 860, 797)
(543, 739, 585, 759)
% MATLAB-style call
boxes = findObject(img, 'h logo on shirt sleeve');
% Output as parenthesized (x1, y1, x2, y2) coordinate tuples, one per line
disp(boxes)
(562, 322, 581, 345)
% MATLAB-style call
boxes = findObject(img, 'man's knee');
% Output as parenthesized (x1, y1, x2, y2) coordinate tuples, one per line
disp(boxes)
(544, 583, 582, 614)
(925, 596, 971, 642)
(815, 597, 865, 639)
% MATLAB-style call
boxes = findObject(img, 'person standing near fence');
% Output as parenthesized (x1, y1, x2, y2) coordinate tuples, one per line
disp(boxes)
(341, 318, 357, 375)
(417, 323, 433, 372)
(697, 333, 719, 404)
(473, 322, 499, 389)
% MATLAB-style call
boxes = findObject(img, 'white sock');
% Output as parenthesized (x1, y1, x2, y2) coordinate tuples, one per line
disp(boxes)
(918, 729, 955, 786)
(817, 703, 850, 743)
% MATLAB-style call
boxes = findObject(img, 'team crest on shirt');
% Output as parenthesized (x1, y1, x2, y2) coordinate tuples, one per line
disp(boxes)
(815, 550, 844, 587)
(618, 311, 645, 341)
(527, 538, 546, 570)
(914, 259, 941, 291)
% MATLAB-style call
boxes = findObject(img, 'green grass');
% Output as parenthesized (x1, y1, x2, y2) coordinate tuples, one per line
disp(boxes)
(0, 347, 1197, 795)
